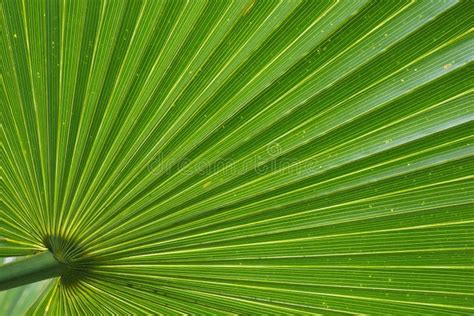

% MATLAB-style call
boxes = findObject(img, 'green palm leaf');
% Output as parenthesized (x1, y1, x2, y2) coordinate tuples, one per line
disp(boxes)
(1, 0, 473, 314)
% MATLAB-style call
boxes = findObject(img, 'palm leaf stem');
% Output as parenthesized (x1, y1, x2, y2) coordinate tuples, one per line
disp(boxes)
(0, 251, 63, 291)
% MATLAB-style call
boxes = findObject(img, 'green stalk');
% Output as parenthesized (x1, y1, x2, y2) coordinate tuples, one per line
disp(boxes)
(0, 251, 65, 291)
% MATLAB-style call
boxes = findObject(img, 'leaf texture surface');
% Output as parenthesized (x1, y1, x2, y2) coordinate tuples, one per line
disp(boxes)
(1, 0, 473, 314)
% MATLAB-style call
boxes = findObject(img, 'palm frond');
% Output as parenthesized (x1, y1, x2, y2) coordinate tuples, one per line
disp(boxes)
(1, 0, 473, 314)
